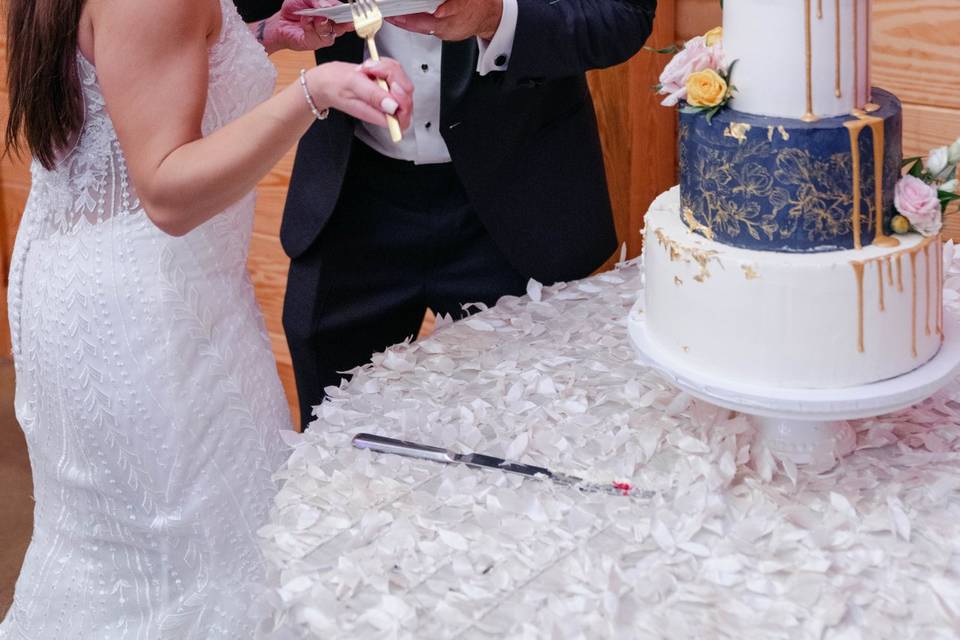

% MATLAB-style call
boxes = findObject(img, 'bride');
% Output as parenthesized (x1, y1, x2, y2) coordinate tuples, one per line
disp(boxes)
(0, 0, 411, 637)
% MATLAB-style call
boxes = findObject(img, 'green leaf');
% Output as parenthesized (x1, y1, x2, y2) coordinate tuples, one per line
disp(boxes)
(908, 158, 925, 178)
(679, 106, 702, 114)
(901, 156, 923, 168)
(723, 59, 739, 83)
(939, 190, 960, 203)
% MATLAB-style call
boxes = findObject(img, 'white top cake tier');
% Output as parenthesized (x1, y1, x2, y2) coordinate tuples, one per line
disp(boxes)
(724, 0, 871, 120)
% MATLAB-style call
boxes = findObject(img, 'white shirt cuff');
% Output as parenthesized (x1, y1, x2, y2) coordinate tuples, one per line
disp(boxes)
(476, 0, 518, 76)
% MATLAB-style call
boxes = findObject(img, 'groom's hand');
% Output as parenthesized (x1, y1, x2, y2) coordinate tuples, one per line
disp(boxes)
(387, 0, 503, 41)
(257, 0, 354, 54)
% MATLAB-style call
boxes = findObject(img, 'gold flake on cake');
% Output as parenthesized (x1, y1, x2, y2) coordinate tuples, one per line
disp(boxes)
(741, 265, 760, 280)
(654, 227, 682, 262)
(723, 122, 752, 145)
(674, 276, 684, 287)
(765, 126, 791, 142)
(682, 207, 714, 240)
(654, 226, 720, 283)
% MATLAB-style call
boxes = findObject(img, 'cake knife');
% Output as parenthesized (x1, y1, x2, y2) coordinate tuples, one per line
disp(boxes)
(352, 433, 653, 498)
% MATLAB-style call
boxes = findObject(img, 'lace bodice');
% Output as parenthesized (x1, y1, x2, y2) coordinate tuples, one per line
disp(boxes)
(1, 2, 294, 638)
(22, 0, 276, 241)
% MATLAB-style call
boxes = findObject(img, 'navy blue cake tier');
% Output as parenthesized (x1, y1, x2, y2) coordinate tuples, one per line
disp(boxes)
(678, 88, 902, 253)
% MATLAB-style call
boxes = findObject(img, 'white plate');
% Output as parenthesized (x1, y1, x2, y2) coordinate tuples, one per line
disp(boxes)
(296, 0, 444, 24)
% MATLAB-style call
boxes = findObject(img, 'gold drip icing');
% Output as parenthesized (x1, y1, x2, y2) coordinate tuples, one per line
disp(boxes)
(853, 261, 866, 352)
(845, 113, 898, 249)
(853, 0, 860, 111)
(834, 0, 842, 97)
(802, 0, 818, 122)
(877, 261, 885, 312)
(911, 250, 918, 357)
(937, 240, 944, 338)
(818, 0, 824, 19)
(924, 243, 932, 336)
(723, 122, 752, 144)
(864, 103, 881, 113)
(849, 235, 939, 358)
(845, 120, 865, 249)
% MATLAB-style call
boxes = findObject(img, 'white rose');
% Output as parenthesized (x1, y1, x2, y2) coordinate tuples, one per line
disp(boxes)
(941, 178, 958, 194)
(949, 138, 960, 164)
(926, 146, 950, 177)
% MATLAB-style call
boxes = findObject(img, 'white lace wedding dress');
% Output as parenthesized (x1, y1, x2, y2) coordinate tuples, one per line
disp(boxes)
(0, 2, 295, 638)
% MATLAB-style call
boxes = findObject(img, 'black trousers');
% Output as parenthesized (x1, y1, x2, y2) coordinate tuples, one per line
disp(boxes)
(283, 142, 528, 430)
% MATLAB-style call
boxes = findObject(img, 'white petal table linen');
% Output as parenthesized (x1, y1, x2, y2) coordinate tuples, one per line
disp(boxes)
(260, 250, 960, 640)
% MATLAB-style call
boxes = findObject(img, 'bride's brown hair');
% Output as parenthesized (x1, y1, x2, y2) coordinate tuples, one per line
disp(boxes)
(4, 0, 88, 170)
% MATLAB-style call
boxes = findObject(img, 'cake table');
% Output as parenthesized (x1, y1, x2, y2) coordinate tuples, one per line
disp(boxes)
(259, 257, 960, 640)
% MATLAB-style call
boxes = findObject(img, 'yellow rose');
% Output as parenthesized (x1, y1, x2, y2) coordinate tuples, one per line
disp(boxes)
(704, 26, 723, 47)
(686, 69, 728, 108)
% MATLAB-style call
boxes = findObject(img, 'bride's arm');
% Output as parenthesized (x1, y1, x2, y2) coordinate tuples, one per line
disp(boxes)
(91, 0, 411, 237)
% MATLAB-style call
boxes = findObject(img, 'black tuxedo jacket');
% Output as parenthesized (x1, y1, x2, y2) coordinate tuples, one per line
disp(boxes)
(236, 0, 656, 284)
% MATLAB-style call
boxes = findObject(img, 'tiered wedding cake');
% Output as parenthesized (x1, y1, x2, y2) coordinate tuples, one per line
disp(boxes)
(644, 0, 946, 389)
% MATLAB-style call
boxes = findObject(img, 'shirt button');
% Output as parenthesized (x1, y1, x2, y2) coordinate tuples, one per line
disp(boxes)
(495, 54, 508, 67)
(425, 122, 432, 130)
(421, 63, 429, 72)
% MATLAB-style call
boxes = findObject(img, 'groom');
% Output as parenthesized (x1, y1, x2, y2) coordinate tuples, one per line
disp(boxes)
(238, 0, 658, 429)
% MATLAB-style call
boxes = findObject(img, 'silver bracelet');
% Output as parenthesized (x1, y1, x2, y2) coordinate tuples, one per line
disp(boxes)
(299, 69, 329, 121)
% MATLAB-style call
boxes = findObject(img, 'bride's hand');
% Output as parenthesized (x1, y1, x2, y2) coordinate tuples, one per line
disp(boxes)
(306, 59, 414, 130)
(259, 0, 354, 54)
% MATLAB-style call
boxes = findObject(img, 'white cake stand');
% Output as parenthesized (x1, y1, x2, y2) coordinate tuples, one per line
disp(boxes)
(627, 299, 960, 464)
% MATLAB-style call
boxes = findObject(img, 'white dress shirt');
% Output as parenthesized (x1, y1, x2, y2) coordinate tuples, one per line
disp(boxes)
(355, 0, 519, 165)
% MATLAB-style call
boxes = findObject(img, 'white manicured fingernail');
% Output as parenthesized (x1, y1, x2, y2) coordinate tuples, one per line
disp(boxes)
(362, 59, 378, 69)
(380, 97, 399, 115)
(390, 82, 407, 98)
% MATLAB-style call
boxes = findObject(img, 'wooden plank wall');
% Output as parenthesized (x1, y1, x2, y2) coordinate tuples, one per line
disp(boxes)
(1, 1, 958, 424)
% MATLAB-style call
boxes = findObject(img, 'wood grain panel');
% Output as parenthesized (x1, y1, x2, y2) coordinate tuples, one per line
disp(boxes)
(587, 0, 678, 260)
(872, 0, 960, 112)
(901, 102, 960, 157)
(676, 0, 721, 41)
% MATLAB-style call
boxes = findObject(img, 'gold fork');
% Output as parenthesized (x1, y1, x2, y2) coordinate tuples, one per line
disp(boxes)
(350, 0, 403, 143)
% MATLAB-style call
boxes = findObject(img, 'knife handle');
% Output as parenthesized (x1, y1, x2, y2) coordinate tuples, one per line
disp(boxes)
(352, 433, 454, 465)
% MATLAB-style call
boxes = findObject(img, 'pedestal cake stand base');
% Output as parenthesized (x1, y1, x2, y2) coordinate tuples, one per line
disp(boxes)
(628, 300, 960, 464)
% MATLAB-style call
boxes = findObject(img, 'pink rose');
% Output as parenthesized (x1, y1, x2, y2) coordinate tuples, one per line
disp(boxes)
(658, 36, 725, 107)
(894, 175, 942, 237)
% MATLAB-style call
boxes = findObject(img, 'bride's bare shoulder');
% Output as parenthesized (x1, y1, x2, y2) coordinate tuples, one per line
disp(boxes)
(84, 0, 221, 52)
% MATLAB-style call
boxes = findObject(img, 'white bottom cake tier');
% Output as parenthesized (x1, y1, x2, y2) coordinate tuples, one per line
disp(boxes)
(643, 187, 944, 389)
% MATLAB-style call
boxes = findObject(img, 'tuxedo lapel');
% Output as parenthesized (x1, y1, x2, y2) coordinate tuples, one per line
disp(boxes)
(441, 39, 478, 115)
